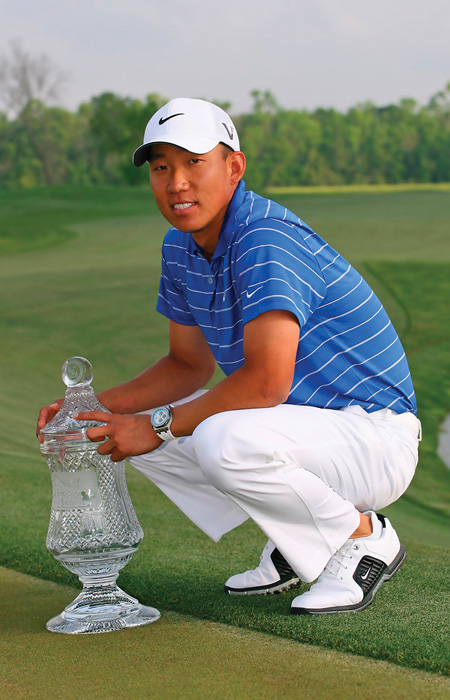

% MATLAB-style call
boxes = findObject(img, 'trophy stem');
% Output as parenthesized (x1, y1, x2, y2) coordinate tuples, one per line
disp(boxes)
(46, 572, 160, 634)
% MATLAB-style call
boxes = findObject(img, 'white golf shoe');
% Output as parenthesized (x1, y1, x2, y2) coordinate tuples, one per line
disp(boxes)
(291, 512, 405, 615)
(225, 541, 301, 595)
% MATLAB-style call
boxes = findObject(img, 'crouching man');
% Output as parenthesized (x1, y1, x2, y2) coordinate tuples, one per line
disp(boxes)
(37, 98, 421, 614)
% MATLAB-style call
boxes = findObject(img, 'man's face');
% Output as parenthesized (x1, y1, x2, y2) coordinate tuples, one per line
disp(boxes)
(148, 143, 245, 249)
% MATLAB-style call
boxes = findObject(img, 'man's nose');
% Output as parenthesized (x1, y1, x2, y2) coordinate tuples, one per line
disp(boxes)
(169, 168, 189, 192)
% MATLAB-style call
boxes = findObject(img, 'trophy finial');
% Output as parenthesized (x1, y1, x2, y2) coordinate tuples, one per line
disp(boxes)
(62, 356, 93, 387)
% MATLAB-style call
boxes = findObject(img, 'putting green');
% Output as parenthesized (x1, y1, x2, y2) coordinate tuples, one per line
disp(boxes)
(1, 186, 449, 682)
(1, 567, 448, 700)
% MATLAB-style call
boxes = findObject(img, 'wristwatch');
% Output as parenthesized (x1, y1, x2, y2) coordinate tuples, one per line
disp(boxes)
(151, 405, 176, 441)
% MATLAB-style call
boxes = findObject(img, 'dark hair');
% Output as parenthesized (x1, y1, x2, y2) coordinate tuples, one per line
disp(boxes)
(220, 143, 234, 159)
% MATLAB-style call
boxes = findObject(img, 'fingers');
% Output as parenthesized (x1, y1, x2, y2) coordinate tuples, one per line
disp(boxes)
(36, 402, 60, 433)
(80, 415, 124, 458)
(36, 400, 63, 440)
(96, 439, 113, 455)
(74, 412, 114, 443)
(74, 411, 112, 423)
(45, 412, 151, 461)
(96, 438, 125, 462)
(37, 404, 128, 461)
(84, 425, 109, 441)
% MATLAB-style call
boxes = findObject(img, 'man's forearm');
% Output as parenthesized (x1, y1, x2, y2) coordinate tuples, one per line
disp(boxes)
(97, 354, 213, 414)
(170, 363, 290, 438)
(170, 310, 300, 438)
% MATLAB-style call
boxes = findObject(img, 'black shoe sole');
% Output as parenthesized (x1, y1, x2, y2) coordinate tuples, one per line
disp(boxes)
(291, 545, 406, 615)
(225, 577, 301, 596)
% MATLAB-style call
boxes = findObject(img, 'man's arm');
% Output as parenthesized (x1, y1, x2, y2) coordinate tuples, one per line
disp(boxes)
(95, 321, 217, 414)
(78, 310, 300, 460)
(36, 320, 216, 440)
(170, 309, 300, 436)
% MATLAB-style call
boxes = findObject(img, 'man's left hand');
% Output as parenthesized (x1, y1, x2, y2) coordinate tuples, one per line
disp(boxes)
(74, 411, 162, 462)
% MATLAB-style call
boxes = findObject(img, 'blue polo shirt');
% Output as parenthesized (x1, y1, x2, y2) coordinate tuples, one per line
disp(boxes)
(157, 181, 416, 415)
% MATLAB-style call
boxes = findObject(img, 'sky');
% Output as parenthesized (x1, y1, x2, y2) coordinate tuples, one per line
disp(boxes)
(1, 0, 449, 116)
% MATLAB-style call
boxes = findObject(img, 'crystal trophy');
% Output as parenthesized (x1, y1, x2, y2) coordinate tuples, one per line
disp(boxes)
(40, 356, 160, 634)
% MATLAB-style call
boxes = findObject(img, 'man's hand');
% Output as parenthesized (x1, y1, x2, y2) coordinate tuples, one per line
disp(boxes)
(74, 411, 162, 462)
(36, 399, 64, 443)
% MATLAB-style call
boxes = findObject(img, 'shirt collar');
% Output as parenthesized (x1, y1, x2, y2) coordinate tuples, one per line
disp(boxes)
(211, 180, 246, 261)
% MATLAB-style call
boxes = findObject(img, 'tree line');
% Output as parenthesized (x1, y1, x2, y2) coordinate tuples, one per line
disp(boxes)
(1, 45, 449, 190)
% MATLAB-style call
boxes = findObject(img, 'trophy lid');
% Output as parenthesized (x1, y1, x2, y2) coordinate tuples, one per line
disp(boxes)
(40, 356, 109, 454)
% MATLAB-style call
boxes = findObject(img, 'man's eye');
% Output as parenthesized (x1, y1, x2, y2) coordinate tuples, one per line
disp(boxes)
(154, 164, 167, 171)
(189, 158, 202, 164)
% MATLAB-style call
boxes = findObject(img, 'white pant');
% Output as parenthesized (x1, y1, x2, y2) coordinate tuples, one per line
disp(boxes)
(130, 396, 419, 582)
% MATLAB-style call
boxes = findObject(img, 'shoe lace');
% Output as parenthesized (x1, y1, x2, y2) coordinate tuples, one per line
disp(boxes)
(324, 541, 359, 581)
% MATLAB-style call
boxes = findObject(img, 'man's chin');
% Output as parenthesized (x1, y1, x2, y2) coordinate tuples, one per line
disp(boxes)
(170, 221, 194, 234)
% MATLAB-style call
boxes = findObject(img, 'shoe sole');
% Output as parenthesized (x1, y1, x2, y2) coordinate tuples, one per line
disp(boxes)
(225, 577, 301, 596)
(291, 545, 406, 615)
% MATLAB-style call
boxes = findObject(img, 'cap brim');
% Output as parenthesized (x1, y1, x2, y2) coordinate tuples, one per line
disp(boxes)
(132, 135, 223, 167)
(133, 144, 152, 167)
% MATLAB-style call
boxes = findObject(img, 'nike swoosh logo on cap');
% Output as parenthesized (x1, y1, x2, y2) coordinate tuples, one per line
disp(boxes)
(159, 113, 184, 125)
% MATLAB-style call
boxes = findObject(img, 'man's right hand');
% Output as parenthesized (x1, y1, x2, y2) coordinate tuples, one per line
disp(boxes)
(36, 399, 64, 443)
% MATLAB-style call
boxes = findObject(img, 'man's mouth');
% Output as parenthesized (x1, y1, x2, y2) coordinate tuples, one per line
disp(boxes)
(173, 202, 195, 210)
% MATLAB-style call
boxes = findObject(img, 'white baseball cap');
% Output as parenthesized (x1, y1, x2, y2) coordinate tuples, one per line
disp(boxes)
(132, 97, 240, 167)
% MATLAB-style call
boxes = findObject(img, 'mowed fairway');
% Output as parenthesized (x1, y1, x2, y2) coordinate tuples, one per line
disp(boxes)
(0, 186, 449, 692)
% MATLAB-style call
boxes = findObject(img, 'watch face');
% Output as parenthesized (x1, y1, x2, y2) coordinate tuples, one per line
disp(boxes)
(152, 407, 170, 428)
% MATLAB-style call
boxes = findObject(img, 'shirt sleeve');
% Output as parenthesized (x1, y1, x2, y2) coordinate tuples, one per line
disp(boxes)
(233, 219, 327, 328)
(156, 249, 197, 326)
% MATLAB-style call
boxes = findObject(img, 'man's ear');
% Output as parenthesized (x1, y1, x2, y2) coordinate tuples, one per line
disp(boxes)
(229, 151, 246, 184)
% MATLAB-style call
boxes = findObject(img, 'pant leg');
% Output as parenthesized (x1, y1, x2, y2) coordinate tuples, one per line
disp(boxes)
(130, 437, 249, 542)
(190, 404, 418, 582)
(129, 390, 249, 541)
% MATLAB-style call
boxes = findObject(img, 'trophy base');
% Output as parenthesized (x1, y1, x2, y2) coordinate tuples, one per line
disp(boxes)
(46, 580, 160, 634)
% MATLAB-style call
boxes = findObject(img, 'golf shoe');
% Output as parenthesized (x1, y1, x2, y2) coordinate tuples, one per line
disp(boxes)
(291, 512, 405, 615)
(225, 540, 301, 595)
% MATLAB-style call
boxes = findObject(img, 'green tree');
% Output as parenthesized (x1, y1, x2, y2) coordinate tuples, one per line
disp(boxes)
(0, 41, 68, 185)
(250, 90, 280, 115)
(82, 92, 165, 185)
(1, 80, 449, 189)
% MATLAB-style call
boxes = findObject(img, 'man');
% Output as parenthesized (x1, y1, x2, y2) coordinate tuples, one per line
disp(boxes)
(37, 98, 421, 615)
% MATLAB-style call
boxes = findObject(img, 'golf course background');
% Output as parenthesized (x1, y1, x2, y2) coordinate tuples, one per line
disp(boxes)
(0, 185, 449, 677)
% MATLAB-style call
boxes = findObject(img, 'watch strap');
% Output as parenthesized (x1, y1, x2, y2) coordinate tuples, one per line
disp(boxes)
(158, 426, 177, 442)
(152, 404, 176, 442)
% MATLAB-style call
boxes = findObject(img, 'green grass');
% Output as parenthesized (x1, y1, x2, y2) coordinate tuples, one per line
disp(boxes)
(0, 185, 156, 256)
(2, 568, 449, 700)
(267, 182, 450, 195)
(0, 186, 449, 676)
